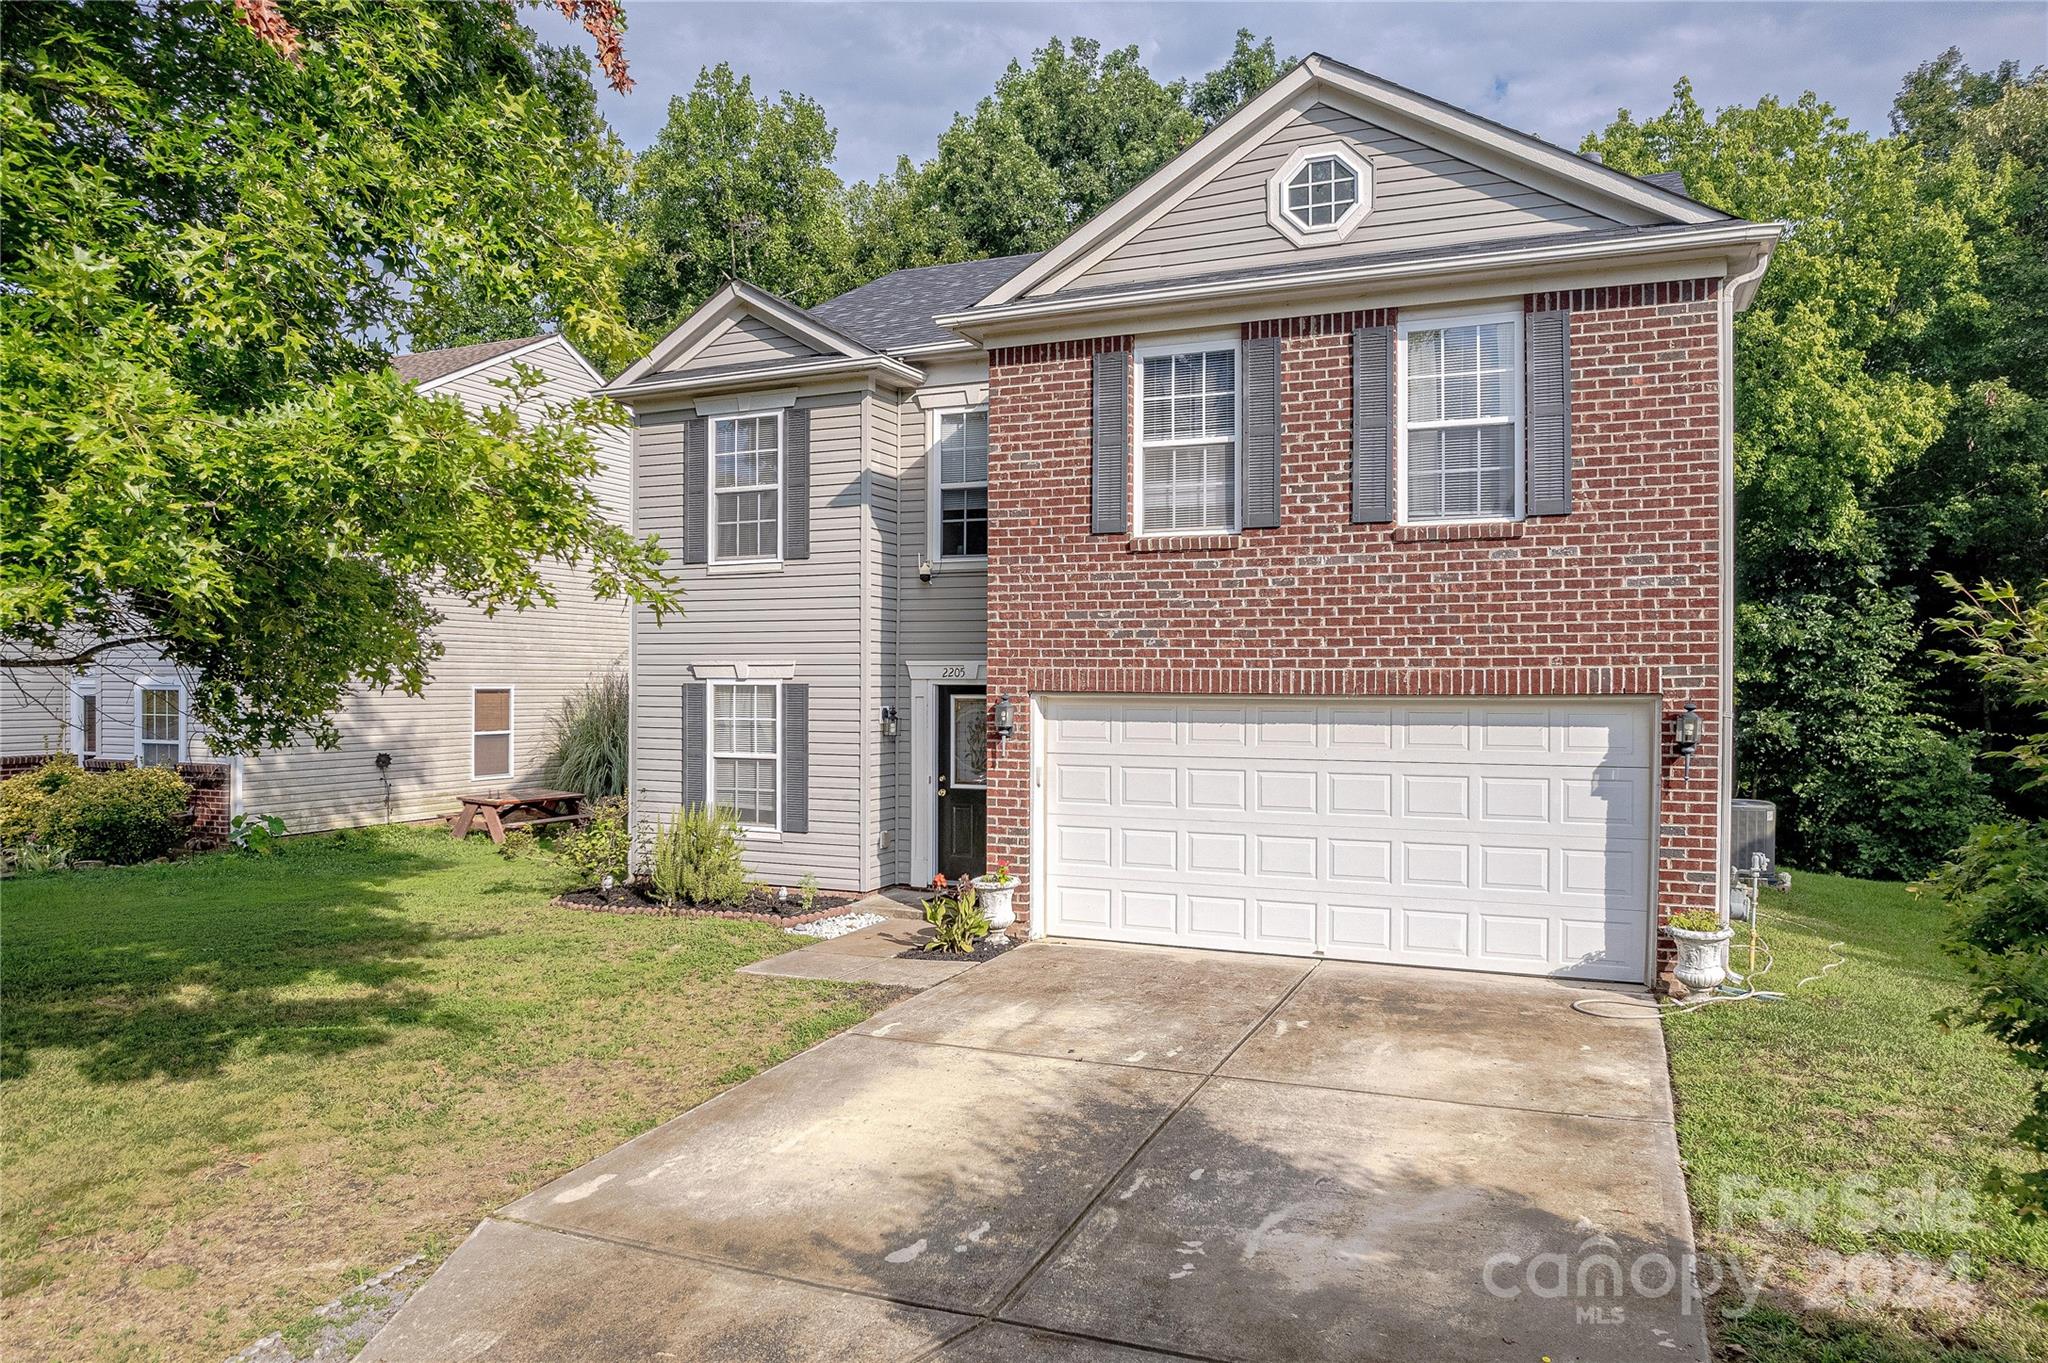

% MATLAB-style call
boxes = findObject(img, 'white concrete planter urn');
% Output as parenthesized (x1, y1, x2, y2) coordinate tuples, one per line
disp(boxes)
(972, 869, 1017, 935)
(1663, 921, 1733, 992)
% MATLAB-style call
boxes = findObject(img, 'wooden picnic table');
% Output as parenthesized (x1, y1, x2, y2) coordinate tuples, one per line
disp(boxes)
(450, 789, 586, 845)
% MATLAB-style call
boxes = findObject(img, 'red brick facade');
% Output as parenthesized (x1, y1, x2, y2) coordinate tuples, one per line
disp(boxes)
(984, 279, 1726, 969)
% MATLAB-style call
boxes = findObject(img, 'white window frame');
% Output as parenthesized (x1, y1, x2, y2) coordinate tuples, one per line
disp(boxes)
(708, 411, 783, 566)
(71, 679, 98, 760)
(470, 684, 515, 782)
(927, 406, 990, 567)
(1266, 142, 1373, 246)
(1131, 334, 1243, 539)
(134, 679, 186, 767)
(1396, 304, 1525, 526)
(708, 680, 782, 835)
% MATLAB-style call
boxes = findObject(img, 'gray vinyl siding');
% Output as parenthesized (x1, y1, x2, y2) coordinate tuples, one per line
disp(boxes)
(2, 669, 69, 756)
(630, 390, 870, 891)
(891, 378, 989, 886)
(1066, 102, 1620, 293)
(670, 315, 823, 375)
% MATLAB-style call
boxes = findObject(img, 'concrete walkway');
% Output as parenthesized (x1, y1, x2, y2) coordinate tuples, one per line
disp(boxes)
(361, 942, 1703, 1363)
(738, 890, 977, 988)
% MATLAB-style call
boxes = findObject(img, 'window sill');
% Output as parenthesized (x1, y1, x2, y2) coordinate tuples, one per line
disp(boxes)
(707, 560, 785, 576)
(928, 557, 987, 575)
(742, 828, 783, 843)
(1391, 521, 1526, 544)
(1127, 533, 1240, 554)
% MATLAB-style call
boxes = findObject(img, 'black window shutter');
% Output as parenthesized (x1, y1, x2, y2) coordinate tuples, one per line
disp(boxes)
(1242, 335, 1282, 529)
(1526, 310, 1573, 516)
(1090, 349, 1128, 534)
(781, 683, 809, 834)
(684, 416, 710, 564)
(682, 682, 708, 809)
(782, 407, 811, 560)
(1351, 326, 1395, 524)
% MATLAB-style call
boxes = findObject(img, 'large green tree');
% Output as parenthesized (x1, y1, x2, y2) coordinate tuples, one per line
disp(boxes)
(1586, 80, 1996, 875)
(621, 62, 852, 329)
(0, 0, 679, 753)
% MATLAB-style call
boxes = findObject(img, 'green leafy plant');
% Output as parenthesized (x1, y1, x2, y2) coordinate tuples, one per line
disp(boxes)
(540, 668, 630, 798)
(923, 882, 990, 953)
(0, 758, 190, 865)
(797, 872, 820, 913)
(554, 796, 630, 888)
(1665, 909, 1727, 934)
(649, 805, 751, 907)
(228, 813, 286, 854)
(980, 862, 1014, 886)
(498, 827, 540, 860)
(5, 842, 69, 876)
(1922, 575, 2048, 1218)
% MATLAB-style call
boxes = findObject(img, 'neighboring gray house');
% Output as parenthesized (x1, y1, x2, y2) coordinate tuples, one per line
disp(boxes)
(0, 333, 631, 834)
(607, 53, 1778, 984)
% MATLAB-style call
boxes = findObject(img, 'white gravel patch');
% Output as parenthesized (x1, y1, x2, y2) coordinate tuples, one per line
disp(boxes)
(785, 910, 888, 939)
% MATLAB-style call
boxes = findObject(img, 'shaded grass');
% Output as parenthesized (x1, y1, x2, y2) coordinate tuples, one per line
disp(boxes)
(0, 827, 902, 1362)
(1664, 870, 2048, 1362)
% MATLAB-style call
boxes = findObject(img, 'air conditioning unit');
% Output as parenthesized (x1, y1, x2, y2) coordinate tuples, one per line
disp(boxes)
(1732, 798, 1777, 879)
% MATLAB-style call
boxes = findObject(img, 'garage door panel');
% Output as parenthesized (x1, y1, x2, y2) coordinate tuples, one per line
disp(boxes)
(1041, 697, 1654, 982)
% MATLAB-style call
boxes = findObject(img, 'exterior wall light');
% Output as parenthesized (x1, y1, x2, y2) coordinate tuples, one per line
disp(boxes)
(881, 706, 899, 740)
(1673, 701, 1701, 777)
(992, 695, 1015, 741)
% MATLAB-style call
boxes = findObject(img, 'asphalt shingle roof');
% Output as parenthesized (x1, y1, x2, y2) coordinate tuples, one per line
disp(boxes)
(390, 335, 548, 384)
(810, 253, 1043, 352)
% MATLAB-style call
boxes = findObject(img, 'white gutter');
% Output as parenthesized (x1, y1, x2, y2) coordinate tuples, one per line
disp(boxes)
(939, 221, 1785, 335)
(598, 353, 925, 402)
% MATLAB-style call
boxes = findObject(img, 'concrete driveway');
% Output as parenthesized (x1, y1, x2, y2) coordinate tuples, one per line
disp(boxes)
(362, 942, 1704, 1362)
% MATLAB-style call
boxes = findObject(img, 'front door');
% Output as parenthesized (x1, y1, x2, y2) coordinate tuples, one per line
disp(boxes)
(936, 686, 987, 880)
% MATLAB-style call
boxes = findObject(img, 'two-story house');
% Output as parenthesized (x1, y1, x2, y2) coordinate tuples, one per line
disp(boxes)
(607, 54, 1779, 984)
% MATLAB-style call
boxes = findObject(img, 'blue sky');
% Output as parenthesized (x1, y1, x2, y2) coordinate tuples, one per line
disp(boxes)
(531, 2, 2047, 183)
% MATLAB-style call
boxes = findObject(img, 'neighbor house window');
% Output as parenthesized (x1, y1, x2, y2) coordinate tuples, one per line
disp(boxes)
(1401, 312, 1521, 522)
(137, 684, 183, 767)
(711, 683, 779, 830)
(934, 408, 988, 559)
(1137, 345, 1238, 534)
(1284, 155, 1359, 229)
(711, 413, 781, 562)
(71, 683, 98, 760)
(472, 687, 513, 780)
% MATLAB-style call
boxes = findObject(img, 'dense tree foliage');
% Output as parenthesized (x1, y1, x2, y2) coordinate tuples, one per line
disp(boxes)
(1586, 57, 2045, 875)
(0, 0, 679, 752)
(1925, 577, 2048, 1218)
(621, 62, 853, 329)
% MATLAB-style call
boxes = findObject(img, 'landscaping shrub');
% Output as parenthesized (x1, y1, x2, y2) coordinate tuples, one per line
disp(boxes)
(0, 758, 190, 864)
(540, 667, 629, 798)
(554, 795, 630, 886)
(648, 804, 751, 907)
(922, 882, 989, 953)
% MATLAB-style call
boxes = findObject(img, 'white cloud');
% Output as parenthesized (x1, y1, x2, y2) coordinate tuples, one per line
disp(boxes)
(536, 1, 2047, 181)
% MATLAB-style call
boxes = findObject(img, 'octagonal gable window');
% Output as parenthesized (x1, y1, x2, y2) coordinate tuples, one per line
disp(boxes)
(1268, 143, 1372, 245)
(1285, 155, 1358, 229)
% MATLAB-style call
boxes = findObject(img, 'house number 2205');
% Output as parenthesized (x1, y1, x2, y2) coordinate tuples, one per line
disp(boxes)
(940, 665, 968, 679)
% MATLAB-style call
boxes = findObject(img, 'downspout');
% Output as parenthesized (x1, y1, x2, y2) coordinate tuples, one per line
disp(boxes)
(1718, 243, 1773, 930)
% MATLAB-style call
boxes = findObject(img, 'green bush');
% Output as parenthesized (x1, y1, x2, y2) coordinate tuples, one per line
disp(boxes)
(648, 804, 751, 907)
(0, 758, 191, 864)
(541, 667, 629, 799)
(922, 882, 989, 953)
(554, 795, 630, 887)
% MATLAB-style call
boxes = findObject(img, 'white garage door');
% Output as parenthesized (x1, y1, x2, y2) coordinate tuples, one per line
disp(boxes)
(1040, 697, 1655, 982)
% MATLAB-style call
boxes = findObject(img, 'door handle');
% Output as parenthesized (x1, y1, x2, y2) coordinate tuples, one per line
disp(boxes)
(937, 775, 951, 799)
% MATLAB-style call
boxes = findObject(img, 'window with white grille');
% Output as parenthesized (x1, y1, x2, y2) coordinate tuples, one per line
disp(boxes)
(712, 414, 781, 562)
(712, 683, 779, 829)
(1400, 313, 1522, 522)
(1137, 347, 1238, 534)
(138, 685, 183, 767)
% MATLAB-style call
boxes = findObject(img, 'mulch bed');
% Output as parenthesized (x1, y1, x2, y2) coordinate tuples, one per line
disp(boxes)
(897, 933, 1020, 963)
(554, 884, 860, 925)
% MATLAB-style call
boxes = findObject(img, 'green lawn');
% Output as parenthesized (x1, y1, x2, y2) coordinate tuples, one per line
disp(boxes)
(1665, 870, 2048, 1362)
(0, 827, 902, 1362)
